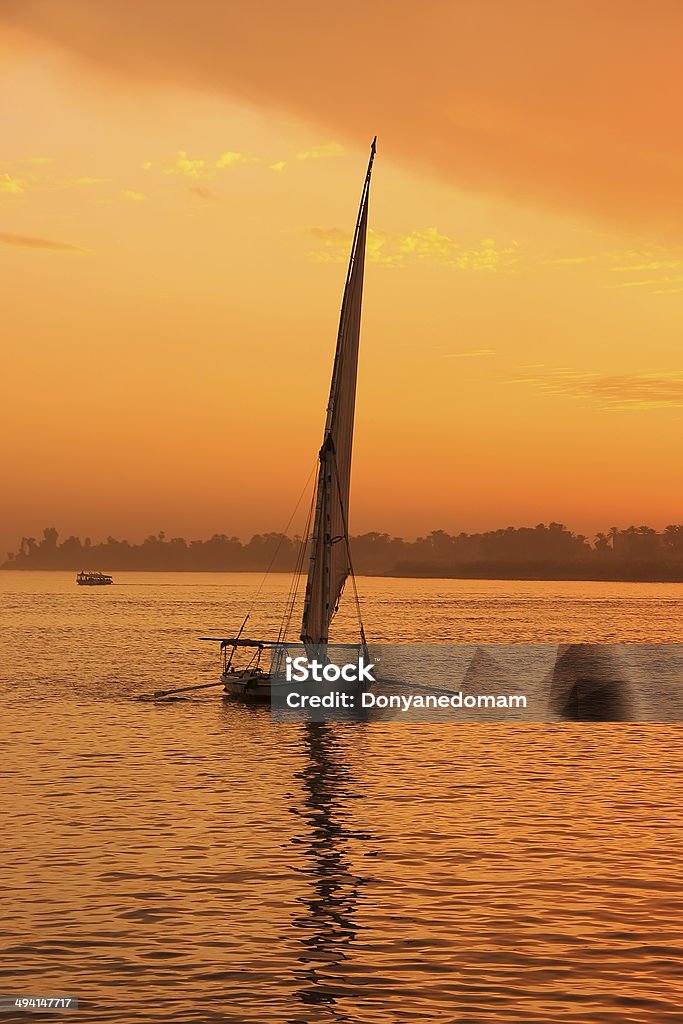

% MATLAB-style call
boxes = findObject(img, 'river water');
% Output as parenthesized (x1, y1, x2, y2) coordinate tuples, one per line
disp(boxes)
(1, 572, 682, 1022)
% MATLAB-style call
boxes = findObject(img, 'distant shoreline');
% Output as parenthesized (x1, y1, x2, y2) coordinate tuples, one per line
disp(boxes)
(2, 566, 681, 584)
(4, 525, 681, 583)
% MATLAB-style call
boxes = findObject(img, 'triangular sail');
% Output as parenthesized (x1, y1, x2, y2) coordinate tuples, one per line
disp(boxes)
(300, 139, 376, 647)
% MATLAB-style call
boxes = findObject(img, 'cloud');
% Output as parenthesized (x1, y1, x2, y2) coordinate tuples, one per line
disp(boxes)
(542, 247, 683, 294)
(398, 227, 456, 259)
(508, 368, 683, 410)
(0, 173, 25, 194)
(307, 227, 399, 265)
(610, 260, 682, 273)
(2, 163, 115, 201)
(269, 161, 286, 172)
(296, 142, 344, 160)
(158, 151, 206, 177)
(5, 2, 683, 237)
(608, 279, 683, 295)
(63, 175, 106, 186)
(215, 151, 243, 168)
(543, 255, 598, 267)
(306, 226, 353, 262)
(606, 253, 683, 294)
(46, 175, 109, 189)
(121, 188, 147, 201)
(0, 231, 85, 252)
(2, 164, 115, 207)
(145, 149, 248, 178)
(606, 278, 665, 290)
(443, 349, 496, 359)
(306, 226, 518, 269)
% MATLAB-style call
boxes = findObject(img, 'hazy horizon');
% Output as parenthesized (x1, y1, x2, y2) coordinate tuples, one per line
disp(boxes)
(4, 515, 683, 559)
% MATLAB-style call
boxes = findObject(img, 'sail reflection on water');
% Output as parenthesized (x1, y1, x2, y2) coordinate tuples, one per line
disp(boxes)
(288, 724, 373, 1017)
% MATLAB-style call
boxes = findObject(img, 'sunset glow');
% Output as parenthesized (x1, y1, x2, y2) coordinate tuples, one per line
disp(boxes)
(2, 2, 682, 558)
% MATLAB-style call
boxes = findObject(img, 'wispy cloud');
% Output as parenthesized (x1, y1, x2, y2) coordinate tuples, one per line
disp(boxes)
(0, 173, 25, 194)
(0, 231, 85, 252)
(606, 274, 683, 295)
(508, 368, 683, 410)
(306, 226, 518, 270)
(121, 189, 147, 201)
(215, 151, 244, 168)
(269, 161, 286, 172)
(4, 166, 109, 192)
(443, 349, 496, 359)
(296, 142, 344, 161)
(606, 250, 683, 293)
(543, 255, 597, 266)
(307, 227, 398, 265)
(610, 260, 682, 273)
(543, 248, 683, 294)
(306, 226, 352, 261)
(144, 150, 249, 179)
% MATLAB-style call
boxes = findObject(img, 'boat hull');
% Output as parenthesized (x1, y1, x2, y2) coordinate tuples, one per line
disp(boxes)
(221, 670, 366, 705)
(222, 670, 272, 702)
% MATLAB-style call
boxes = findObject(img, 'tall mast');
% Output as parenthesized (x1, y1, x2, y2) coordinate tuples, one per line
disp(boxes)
(300, 138, 376, 648)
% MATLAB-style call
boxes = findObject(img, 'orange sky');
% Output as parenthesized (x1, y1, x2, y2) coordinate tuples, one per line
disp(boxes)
(1, 2, 682, 557)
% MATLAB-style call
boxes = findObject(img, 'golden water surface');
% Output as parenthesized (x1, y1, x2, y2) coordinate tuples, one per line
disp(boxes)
(1, 572, 682, 1023)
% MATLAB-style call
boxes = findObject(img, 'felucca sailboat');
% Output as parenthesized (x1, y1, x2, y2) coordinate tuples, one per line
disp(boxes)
(204, 138, 376, 700)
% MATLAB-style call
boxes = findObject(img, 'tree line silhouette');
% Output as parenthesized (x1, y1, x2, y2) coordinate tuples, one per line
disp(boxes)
(3, 523, 683, 581)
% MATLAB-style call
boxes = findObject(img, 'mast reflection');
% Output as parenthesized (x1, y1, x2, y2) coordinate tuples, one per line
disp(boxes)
(288, 722, 371, 1021)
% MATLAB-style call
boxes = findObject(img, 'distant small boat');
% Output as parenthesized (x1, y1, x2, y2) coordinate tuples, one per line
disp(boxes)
(76, 571, 113, 586)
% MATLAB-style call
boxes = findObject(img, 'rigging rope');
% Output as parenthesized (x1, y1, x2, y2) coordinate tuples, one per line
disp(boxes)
(243, 460, 317, 623)
(276, 475, 316, 646)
